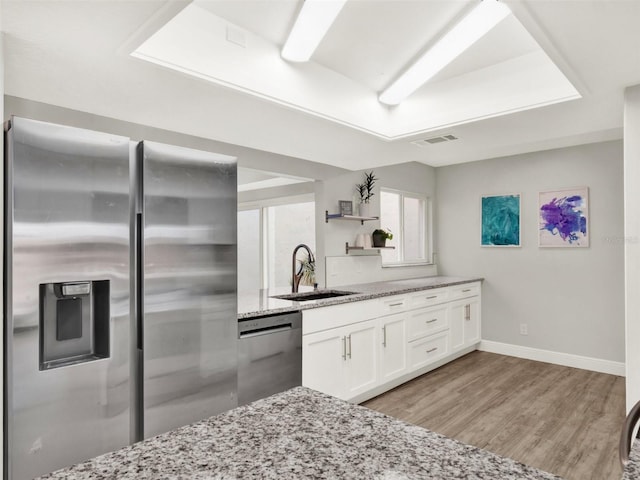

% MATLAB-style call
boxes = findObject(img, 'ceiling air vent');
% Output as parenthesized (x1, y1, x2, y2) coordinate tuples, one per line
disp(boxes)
(411, 134, 458, 147)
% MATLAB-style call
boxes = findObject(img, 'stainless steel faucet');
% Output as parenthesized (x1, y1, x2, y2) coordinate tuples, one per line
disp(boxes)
(291, 244, 315, 293)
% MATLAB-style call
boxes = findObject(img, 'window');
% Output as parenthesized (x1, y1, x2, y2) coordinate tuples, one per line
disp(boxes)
(238, 198, 315, 291)
(237, 209, 262, 292)
(379, 189, 430, 265)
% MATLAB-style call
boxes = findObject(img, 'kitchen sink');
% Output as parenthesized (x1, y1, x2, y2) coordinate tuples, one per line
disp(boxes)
(271, 290, 358, 302)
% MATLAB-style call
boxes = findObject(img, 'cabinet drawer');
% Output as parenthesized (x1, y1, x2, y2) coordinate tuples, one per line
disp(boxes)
(449, 282, 481, 301)
(407, 305, 448, 341)
(303, 298, 380, 335)
(379, 295, 409, 314)
(408, 331, 449, 369)
(410, 288, 449, 308)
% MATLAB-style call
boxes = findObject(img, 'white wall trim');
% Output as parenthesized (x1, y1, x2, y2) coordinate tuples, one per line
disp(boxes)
(479, 340, 625, 377)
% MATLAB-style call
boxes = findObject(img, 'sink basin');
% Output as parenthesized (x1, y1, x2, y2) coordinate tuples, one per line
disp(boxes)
(271, 290, 358, 302)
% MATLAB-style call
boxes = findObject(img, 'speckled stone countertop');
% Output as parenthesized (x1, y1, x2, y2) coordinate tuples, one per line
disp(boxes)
(238, 275, 482, 319)
(624, 440, 640, 479)
(37, 386, 561, 480)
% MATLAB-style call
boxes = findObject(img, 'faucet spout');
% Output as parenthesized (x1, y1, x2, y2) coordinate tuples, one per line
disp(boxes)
(292, 244, 315, 293)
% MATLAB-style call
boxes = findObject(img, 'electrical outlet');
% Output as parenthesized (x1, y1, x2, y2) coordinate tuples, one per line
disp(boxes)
(520, 323, 528, 335)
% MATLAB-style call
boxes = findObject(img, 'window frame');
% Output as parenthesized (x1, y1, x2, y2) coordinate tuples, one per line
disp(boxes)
(379, 187, 432, 267)
(238, 193, 315, 289)
(237, 206, 266, 290)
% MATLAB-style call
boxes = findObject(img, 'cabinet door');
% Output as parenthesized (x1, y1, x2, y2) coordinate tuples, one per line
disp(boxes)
(344, 319, 379, 398)
(450, 297, 480, 352)
(380, 313, 408, 383)
(302, 328, 346, 399)
(464, 297, 481, 345)
(449, 300, 465, 351)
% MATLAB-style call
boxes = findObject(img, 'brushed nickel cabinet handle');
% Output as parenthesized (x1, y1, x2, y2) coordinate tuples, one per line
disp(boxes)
(382, 326, 387, 347)
(426, 295, 437, 299)
(342, 337, 347, 360)
(426, 319, 437, 324)
(426, 347, 438, 353)
(347, 334, 352, 359)
(389, 302, 403, 307)
(462, 288, 471, 293)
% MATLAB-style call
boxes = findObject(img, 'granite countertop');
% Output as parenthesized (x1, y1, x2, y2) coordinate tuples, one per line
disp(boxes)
(238, 275, 483, 319)
(37, 386, 561, 480)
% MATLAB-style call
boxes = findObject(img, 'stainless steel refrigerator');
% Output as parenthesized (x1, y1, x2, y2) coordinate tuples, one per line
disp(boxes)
(3, 117, 238, 480)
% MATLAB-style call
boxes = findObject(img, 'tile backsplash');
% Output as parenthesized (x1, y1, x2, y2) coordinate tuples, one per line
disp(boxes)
(324, 255, 438, 287)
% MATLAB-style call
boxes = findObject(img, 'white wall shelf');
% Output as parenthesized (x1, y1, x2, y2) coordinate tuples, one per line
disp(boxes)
(325, 210, 378, 225)
(345, 242, 395, 254)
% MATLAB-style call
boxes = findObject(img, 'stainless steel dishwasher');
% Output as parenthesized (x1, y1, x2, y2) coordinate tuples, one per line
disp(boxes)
(237, 310, 302, 405)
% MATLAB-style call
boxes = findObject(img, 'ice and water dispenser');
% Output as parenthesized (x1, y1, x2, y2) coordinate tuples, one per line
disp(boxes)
(39, 280, 110, 370)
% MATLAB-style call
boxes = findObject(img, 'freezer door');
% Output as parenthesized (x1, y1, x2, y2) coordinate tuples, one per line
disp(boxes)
(4, 117, 131, 480)
(140, 141, 237, 438)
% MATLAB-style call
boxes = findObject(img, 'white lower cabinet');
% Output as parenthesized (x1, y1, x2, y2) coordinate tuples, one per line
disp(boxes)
(407, 304, 448, 341)
(344, 319, 379, 397)
(450, 296, 481, 351)
(302, 318, 378, 400)
(302, 327, 345, 398)
(379, 313, 408, 383)
(408, 330, 449, 369)
(450, 301, 465, 351)
(302, 282, 481, 402)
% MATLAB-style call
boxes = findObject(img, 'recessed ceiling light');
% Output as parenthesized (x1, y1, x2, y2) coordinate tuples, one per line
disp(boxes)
(379, 0, 511, 106)
(281, 0, 348, 62)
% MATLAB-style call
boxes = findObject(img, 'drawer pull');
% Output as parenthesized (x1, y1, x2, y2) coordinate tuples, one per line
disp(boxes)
(426, 347, 438, 354)
(426, 295, 437, 300)
(462, 289, 471, 293)
(426, 319, 438, 324)
(389, 302, 404, 307)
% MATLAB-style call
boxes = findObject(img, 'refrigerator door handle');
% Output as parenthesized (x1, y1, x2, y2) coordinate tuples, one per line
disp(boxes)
(136, 212, 143, 351)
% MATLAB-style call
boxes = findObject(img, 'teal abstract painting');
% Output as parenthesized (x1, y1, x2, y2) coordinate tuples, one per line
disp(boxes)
(481, 194, 521, 246)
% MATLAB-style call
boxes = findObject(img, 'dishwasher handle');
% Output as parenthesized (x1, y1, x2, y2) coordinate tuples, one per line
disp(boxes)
(238, 311, 302, 339)
(239, 323, 293, 339)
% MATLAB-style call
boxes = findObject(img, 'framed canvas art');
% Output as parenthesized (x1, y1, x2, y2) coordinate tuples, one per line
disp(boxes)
(538, 187, 589, 247)
(481, 194, 521, 247)
(338, 200, 353, 216)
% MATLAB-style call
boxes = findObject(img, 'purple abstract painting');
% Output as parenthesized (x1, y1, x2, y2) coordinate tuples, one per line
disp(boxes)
(539, 187, 589, 247)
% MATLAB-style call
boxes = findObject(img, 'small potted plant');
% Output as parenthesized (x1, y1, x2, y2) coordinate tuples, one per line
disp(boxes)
(356, 171, 376, 217)
(298, 255, 316, 286)
(372, 228, 393, 247)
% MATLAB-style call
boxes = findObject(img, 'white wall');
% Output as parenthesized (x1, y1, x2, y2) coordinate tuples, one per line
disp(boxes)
(625, 85, 640, 410)
(316, 162, 438, 287)
(238, 182, 314, 205)
(437, 141, 625, 369)
(4, 96, 349, 181)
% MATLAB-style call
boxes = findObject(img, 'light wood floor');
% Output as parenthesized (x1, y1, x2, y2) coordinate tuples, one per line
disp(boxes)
(362, 351, 625, 480)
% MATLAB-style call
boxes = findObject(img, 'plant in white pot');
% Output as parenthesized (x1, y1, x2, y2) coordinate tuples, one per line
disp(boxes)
(356, 171, 376, 217)
(372, 228, 393, 247)
(297, 254, 316, 286)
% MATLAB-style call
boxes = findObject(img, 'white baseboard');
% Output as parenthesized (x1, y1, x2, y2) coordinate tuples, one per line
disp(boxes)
(479, 340, 625, 377)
